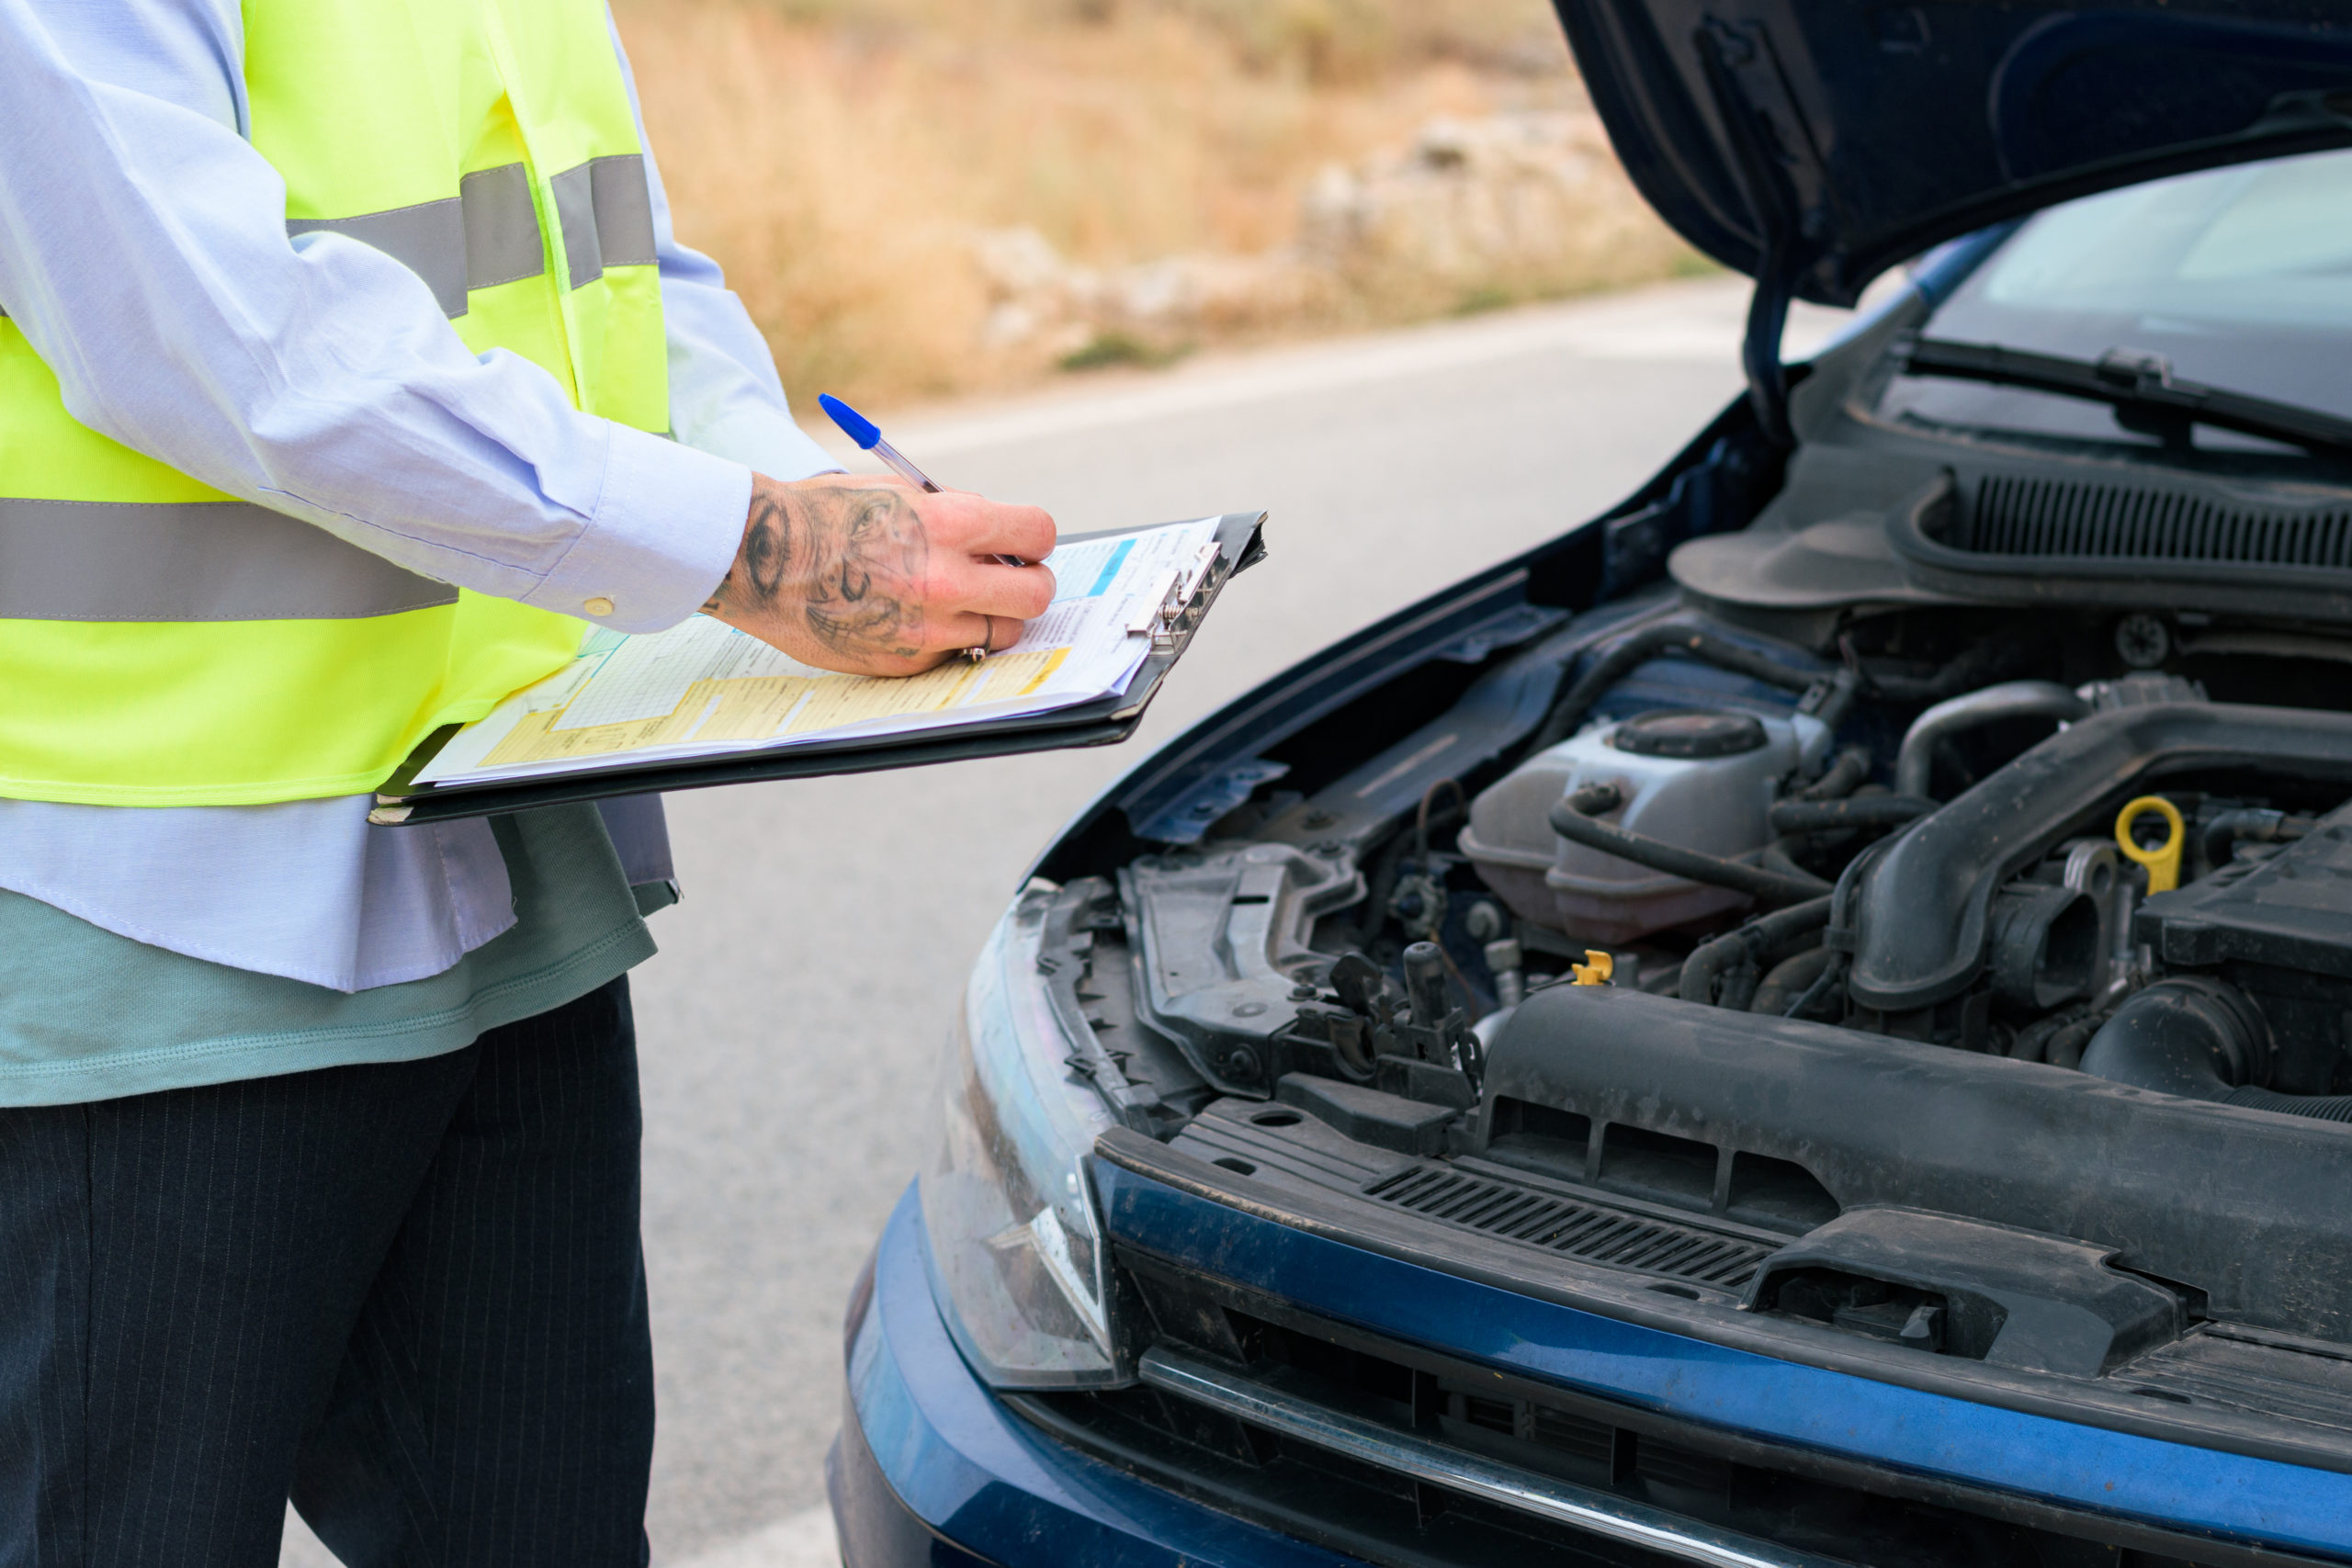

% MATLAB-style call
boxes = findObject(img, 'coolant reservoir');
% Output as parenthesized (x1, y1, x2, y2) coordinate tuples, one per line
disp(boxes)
(1459, 707, 1826, 943)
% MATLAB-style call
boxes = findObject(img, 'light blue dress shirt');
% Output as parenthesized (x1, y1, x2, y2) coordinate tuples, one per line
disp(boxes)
(0, 0, 841, 991)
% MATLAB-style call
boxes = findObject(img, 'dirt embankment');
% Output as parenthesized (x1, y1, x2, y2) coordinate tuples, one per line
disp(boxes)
(616, 0, 1704, 409)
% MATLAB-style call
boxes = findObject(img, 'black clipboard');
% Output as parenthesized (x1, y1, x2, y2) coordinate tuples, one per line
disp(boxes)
(368, 511, 1266, 826)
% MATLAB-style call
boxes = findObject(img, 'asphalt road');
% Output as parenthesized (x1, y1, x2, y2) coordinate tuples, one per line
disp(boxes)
(282, 275, 1855, 1566)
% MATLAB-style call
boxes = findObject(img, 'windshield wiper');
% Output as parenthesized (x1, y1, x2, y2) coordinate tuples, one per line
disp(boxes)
(1899, 336, 2352, 461)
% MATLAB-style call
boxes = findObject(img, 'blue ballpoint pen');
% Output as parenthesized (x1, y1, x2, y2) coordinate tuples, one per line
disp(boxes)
(819, 394, 1028, 570)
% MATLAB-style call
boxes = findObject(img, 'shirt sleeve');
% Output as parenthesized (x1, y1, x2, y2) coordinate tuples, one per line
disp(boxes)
(0, 0, 750, 634)
(607, 15, 843, 484)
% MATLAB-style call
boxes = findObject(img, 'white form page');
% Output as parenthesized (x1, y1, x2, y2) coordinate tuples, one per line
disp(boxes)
(416, 517, 1224, 786)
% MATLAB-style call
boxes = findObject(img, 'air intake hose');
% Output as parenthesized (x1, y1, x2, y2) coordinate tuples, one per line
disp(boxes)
(2078, 979, 2352, 1122)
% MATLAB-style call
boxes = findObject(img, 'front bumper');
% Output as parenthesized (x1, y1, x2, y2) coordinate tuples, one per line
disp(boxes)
(837, 1168, 2352, 1566)
(829, 1184, 1360, 1568)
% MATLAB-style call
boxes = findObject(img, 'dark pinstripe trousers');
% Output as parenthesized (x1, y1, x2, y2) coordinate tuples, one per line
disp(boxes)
(0, 977, 655, 1567)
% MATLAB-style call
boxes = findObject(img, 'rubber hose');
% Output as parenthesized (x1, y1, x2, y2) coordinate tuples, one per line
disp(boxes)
(1766, 767, 1899, 880)
(2201, 808, 2313, 870)
(1855, 637, 2041, 704)
(2223, 1085, 2352, 1122)
(2077, 978, 2352, 1120)
(1549, 796, 1832, 907)
(1766, 795, 1939, 836)
(1893, 681, 2092, 801)
(1781, 951, 1848, 1021)
(2044, 1012, 2109, 1072)
(2008, 1001, 2099, 1065)
(1795, 746, 1871, 802)
(1751, 945, 1834, 1015)
(1679, 896, 1835, 1006)
(1530, 618, 1821, 752)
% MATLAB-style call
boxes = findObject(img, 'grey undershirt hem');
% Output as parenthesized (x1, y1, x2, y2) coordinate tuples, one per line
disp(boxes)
(0, 804, 660, 1107)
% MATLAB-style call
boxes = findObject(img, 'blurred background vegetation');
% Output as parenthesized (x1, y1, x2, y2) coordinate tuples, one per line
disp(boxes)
(615, 0, 1705, 408)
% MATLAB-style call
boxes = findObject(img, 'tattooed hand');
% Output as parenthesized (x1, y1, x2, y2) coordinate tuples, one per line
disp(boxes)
(701, 474, 1057, 676)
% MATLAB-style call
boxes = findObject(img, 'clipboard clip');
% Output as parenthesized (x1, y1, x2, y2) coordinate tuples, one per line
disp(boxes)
(1125, 542, 1226, 650)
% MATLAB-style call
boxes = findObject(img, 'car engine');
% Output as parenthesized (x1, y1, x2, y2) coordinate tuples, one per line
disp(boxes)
(1046, 576, 2352, 1359)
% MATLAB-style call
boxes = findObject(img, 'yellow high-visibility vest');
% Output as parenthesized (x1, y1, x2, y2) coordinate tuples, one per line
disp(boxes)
(0, 0, 668, 806)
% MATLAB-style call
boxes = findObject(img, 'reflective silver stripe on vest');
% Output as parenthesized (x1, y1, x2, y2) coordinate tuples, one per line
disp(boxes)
(7, 161, 650, 323)
(289, 197, 469, 316)
(0, 499, 459, 622)
(459, 163, 547, 290)
(289, 163, 549, 318)
(551, 153, 657, 288)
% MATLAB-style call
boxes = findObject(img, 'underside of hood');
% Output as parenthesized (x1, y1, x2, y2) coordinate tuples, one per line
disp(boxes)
(1553, 1, 2352, 308)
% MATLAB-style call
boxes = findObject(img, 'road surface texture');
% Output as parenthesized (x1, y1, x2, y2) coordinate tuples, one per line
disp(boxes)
(280, 275, 1858, 1566)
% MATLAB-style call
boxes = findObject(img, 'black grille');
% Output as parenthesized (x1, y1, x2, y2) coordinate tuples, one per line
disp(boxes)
(1953, 474, 2352, 568)
(1018, 1279, 2252, 1568)
(1362, 1166, 1770, 1289)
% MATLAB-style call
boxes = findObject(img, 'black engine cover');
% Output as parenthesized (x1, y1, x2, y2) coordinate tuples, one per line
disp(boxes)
(1476, 983, 2352, 1344)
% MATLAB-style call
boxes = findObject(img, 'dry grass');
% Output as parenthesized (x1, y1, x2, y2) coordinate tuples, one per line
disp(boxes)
(616, 0, 1699, 408)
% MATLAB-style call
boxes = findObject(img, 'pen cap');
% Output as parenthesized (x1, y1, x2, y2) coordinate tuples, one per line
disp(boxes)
(818, 393, 881, 450)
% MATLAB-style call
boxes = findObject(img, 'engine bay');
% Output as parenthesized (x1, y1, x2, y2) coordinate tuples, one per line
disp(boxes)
(1055, 604, 2352, 1452)
(1047, 479, 2352, 1433)
(1014, 267, 2352, 1459)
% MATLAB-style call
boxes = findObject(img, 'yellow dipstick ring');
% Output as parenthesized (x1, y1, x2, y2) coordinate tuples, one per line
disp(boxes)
(1571, 950, 1614, 987)
(2115, 795, 2185, 893)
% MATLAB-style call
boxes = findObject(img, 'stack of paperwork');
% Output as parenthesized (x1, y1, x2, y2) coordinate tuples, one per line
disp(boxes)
(416, 514, 1227, 789)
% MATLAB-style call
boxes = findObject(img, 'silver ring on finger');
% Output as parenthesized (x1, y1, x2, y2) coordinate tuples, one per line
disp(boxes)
(962, 615, 992, 662)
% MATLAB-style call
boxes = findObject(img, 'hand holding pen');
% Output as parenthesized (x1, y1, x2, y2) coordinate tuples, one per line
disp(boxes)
(817, 395, 1050, 664)
(820, 395, 1033, 572)
(701, 409, 1054, 676)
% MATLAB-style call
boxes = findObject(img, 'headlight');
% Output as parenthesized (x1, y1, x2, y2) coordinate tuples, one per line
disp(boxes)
(920, 881, 1123, 1387)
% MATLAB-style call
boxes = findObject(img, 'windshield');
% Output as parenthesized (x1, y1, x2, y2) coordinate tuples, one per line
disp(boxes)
(1881, 148, 2352, 447)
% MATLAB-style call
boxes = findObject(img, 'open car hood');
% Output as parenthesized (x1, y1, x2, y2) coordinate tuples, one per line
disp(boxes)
(1553, 1, 2352, 307)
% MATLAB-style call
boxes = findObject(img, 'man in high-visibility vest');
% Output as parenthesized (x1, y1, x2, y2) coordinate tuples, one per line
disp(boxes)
(0, 1, 1055, 1559)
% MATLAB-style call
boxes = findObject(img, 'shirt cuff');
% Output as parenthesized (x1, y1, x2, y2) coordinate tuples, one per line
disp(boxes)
(521, 423, 749, 634)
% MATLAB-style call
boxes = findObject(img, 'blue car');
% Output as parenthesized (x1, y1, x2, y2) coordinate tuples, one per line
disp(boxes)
(834, 4, 2352, 1563)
